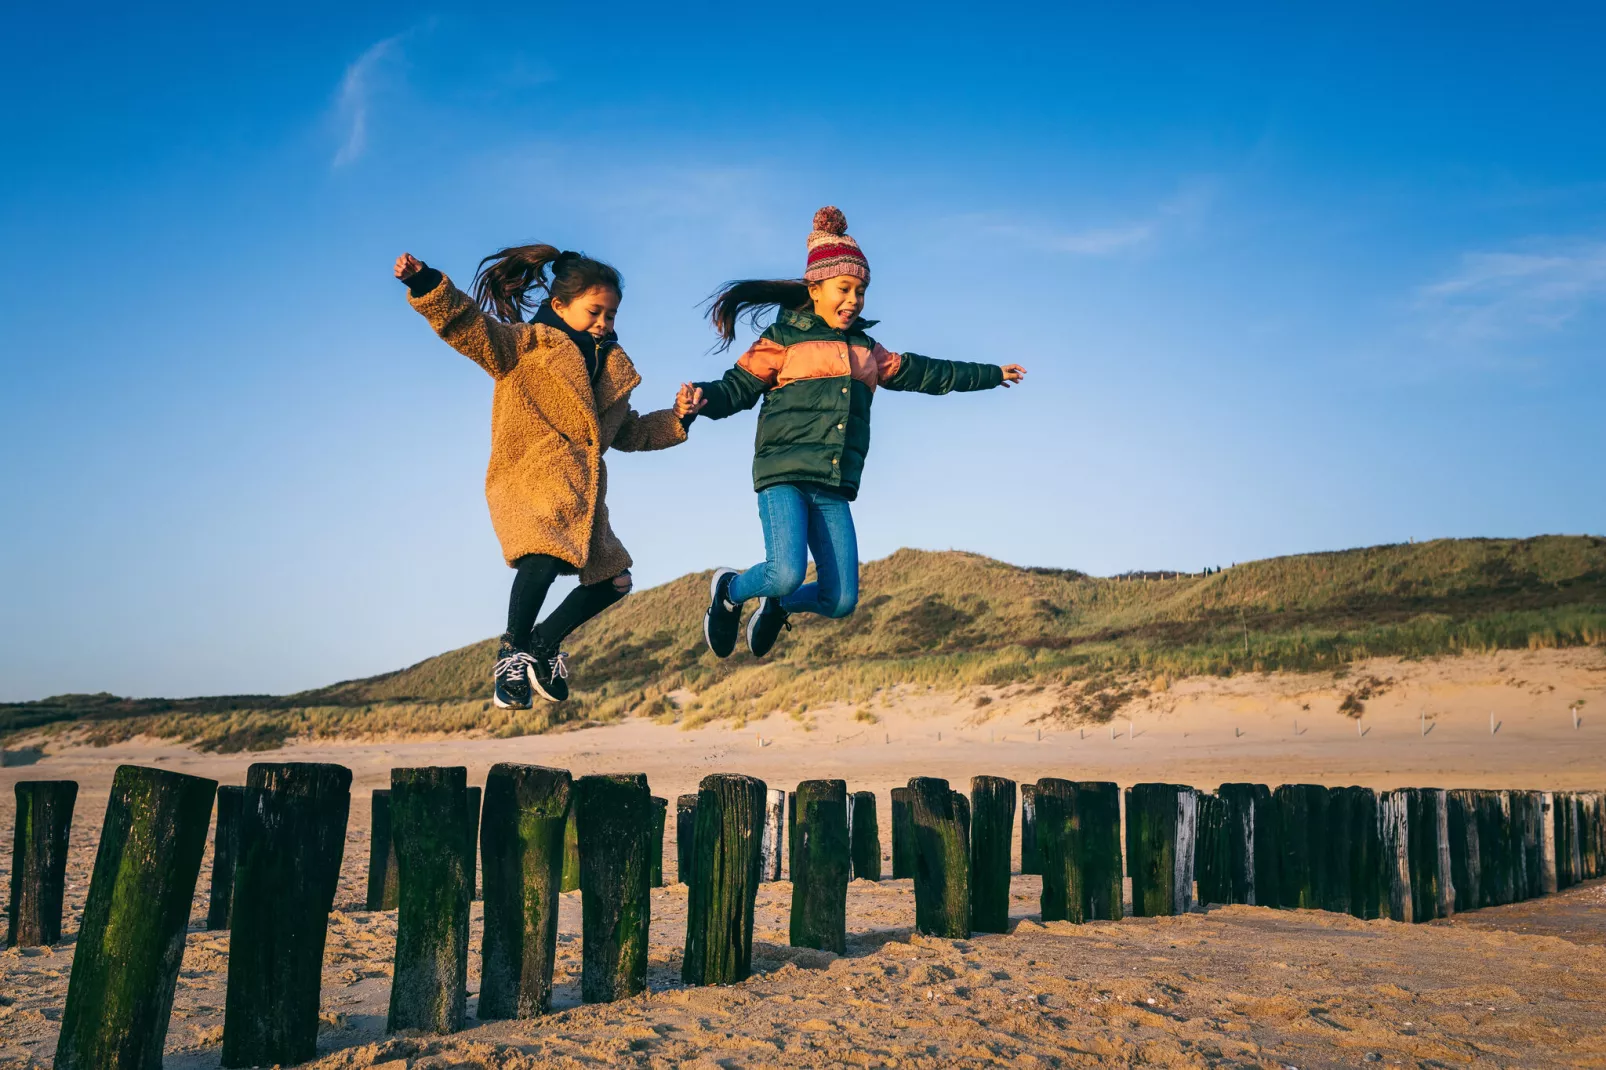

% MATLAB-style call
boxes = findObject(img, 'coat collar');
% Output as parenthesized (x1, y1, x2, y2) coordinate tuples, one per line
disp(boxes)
(777, 307, 879, 332)
(529, 324, 641, 426)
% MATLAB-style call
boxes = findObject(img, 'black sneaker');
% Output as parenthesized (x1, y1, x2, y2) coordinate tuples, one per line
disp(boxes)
(746, 597, 791, 657)
(526, 633, 570, 703)
(492, 633, 536, 710)
(703, 567, 741, 658)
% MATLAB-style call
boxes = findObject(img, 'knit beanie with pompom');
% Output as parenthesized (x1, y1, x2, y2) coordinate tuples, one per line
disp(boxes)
(804, 206, 870, 283)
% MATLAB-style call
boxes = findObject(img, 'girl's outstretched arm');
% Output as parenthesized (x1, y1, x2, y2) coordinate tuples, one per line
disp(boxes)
(395, 253, 524, 379)
(877, 346, 1024, 394)
(691, 337, 782, 419)
(610, 384, 704, 452)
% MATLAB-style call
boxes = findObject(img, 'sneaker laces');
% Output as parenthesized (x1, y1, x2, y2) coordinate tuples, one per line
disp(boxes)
(550, 651, 570, 680)
(495, 650, 538, 678)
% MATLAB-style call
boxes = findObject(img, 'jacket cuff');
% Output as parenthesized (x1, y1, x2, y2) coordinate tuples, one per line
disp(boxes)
(404, 266, 443, 298)
(679, 412, 698, 430)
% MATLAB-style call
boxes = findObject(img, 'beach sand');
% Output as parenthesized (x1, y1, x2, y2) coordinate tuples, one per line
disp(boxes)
(3, 647, 1604, 1068)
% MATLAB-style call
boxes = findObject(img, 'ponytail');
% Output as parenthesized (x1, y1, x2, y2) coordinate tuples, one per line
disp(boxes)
(473, 244, 623, 324)
(707, 279, 811, 351)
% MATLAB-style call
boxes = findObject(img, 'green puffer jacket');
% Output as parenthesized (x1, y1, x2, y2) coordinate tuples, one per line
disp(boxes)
(694, 307, 1004, 500)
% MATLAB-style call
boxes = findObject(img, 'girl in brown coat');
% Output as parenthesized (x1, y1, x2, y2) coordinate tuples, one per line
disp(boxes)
(395, 246, 702, 708)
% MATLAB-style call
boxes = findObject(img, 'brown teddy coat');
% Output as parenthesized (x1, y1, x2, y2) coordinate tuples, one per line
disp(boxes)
(409, 274, 687, 583)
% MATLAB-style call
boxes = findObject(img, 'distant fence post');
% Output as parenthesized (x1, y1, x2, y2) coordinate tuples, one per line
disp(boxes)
(1019, 783, 1042, 876)
(1126, 783, 1197, 916)
(55, 766, 216, 1070)
(7, 779, 78, 948)
(760, 788, 785, 881)
(790, 780, 850, 952)
(478, 763, 570, 1020)
(1036, 779, 1121, 923)
(205, 785, 244, 931)
(969, 777, 1015, 932)
(366, 789, 399, 911)
(222, 762, 353, 1068)
(576, 773, 653, 1003)
(650, 796, 668, 888)
(388, 766, 471, 1033)
(890, 787, 914, 879)
(851, 790, 882, 883)
(908, 777, 970, 938)
(683, 774, 766, 986)
(676, 793, 698, 885)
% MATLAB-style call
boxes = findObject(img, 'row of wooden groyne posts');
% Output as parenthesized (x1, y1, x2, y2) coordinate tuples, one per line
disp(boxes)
(7, 763, 1606, 1069)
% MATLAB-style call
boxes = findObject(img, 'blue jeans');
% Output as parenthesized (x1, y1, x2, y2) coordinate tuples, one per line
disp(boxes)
(727, 484, 860, 618)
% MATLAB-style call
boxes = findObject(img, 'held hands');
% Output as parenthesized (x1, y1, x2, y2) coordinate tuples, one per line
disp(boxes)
(393, 253, 424, 281)
(1000, 364, 1027, 387)
(675, 383, 707, 419)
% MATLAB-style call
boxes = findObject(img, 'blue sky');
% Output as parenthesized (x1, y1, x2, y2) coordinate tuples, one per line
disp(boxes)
(2, 3, 1603, 701)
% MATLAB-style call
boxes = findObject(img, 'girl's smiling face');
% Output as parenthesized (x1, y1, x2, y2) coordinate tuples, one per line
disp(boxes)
(807, 275, 867, 330)
(551, 286, 621, 337)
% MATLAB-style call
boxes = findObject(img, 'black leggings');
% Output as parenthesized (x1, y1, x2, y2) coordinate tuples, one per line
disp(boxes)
(507, 554, 628, 649)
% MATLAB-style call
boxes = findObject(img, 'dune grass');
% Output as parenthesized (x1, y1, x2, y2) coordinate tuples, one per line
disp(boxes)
(6, 535, 1603, 751)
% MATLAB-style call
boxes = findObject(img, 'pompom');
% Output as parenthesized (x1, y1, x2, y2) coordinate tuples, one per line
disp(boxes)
(812, 205, 848, 235)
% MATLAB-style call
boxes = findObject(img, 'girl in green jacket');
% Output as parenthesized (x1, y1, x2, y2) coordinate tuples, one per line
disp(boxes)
(694, 206, 1027, 658)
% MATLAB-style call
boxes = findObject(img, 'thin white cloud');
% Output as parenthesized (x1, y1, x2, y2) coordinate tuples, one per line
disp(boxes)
(1418, 242, 1606, 343)
(333, 33, 404, 168)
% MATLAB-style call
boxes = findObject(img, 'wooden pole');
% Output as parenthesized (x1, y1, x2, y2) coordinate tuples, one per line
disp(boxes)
(907, 777, 970, 938)
(222, 762, 353, 1068)
(1273, 783, 1327, 910)
(7, 779, 78, 948)
(1515, 790, 1547, 898)
(465, 785, 481, 901)
(790, 779, 850, 952)
(388, 766, 471, 1033)
(968, 776, 1015, 932)
(682, 774, 766, 985)
(1019, 783, 1042, 876)
(1193, 791, 1229, 907)
(1379, 790, 1413, 922)
(676, 793, 698, 885)
(890, 787, 915, 879)
(561, 805, 581, 893)
(478, 763, 570, 1020)
(760, 788, 785, 881)
(1036, 779, 1121, 922)
(1339, 786, 1384, 920)
(1447, 789, 1483, 912)
(649, 795, 668, 889)
(1400, 787, 1450, 921)
(1216, 783, 1272, 906)
(205, 785, 244, 931)
(787, 790, 798, 879)
(1126, 783, 1197, 916)
(851, 790, 882, 882)
(55, 766, 216, 1070)
(1476, 790, 1514, 905)
(365, 788, 399, 911)
(575, 773, 653, 1003)
(1540, 791, 1558, 895)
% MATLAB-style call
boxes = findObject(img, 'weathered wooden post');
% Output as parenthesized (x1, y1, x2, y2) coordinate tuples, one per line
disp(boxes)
(7, 779, 78, 948)
(968, 777, 1015, 932)
(576, 773, 653, 1003)
(1319, 787, 1356, 916)
(790, 779, 850, 952)
(1447, 789, 1483, 913)
(1036, 779, 1121, 922)
(1217, 783, 1274, 906)
(1194, 791, 1230, 907)
(1273, 783, 1327, 910)
(1379, 790, 1413, 922)
(676, 793, 698, 885)
(683, 774, 766, 985)
(1126, 783, 1197, 916)
(387, 766, 471, 1033)
(649, 795, 668, 888)
(561, 805, 581, 892)
(205, 784, 244, 931)
(55, 765, 216, 1070)
(787, 789, 799, 878)
(478, 763, 570, 1019)
(465, 785, 481, 900)
(1515, 790, 1546, 898)
(760, 788, 785, 881)
(1339, 786, 1385, 920)
(1476, 790, 1515, 905)
(222, 762, 353, 1068)
(851, 790, 882, 882)
(1540, 791, 1558, 895)
(908, 777, 970, 937)
(366, 788, 399, 911)
(890, 786, 915, 879)
(1402, 787, 1451, 921)
(1019, 783, 1042, 876)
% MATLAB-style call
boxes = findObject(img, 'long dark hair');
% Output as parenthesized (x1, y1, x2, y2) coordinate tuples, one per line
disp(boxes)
(707, 279, 811, 351)
(472, 244, 623, 324)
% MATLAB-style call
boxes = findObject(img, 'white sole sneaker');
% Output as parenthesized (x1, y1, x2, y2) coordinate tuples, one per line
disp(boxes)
(703, 567, 740, 657)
